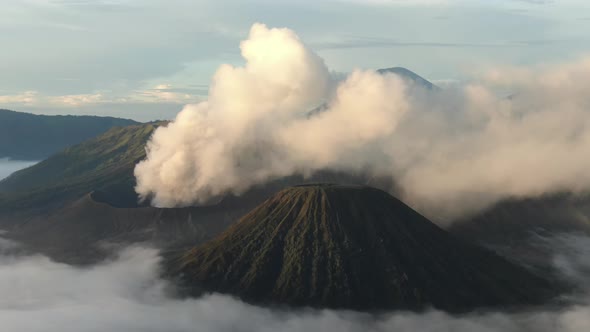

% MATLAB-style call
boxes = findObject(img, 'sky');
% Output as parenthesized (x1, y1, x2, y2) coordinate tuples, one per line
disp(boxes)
(2, 0, 590, 121)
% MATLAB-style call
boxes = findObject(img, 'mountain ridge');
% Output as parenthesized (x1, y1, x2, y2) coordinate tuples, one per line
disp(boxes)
(0, 122, 160, 216)
(377, 67, 439, 90)
(0, 109, 138, 160)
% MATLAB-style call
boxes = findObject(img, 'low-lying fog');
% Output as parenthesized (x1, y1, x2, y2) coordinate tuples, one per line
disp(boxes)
(0, 234, 589, 332)
(0, 158, 36, 181)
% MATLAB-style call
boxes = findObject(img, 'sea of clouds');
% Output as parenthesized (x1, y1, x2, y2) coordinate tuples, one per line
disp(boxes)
(0, 233, 589, 332)
(0, 158, 36, 181)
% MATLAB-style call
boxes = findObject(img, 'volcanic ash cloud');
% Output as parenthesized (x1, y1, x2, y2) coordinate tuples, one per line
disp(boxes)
(135, 23, 590, 221)
(134, 23, 409, 208)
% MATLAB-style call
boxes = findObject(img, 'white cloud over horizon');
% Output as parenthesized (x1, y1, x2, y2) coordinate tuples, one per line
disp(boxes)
(3, 0, 590, 119)
(0, 84, 201, 121)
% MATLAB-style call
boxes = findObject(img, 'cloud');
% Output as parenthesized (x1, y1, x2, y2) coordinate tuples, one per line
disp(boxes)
(312, 37, 558, 51)
(1, 234, 590, 331)
(134, 23, 590, 221)
(332, 0, 558, 6)
(0, 91, 103, 107)
(49, 0, 135, 11)
(49, 93, 104, 106)
(0, 159, 38, 181)
(135, 23, 410, 207)
(1, 85, 200, 110)
(134, 85, 200, 104)
(514, 0, 554, 4)
(334, 0, 451, 5)
(0, 91, 38, 105)
(135, 23, 335, 206)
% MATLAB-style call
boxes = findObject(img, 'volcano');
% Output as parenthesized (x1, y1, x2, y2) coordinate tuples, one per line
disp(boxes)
(167, 184, 557, 312)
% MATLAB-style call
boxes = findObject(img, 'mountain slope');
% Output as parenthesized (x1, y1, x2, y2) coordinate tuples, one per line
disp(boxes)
(167, 184, 558, 312)
(0, 122, 160, 213)
(0, 109, 138, 160)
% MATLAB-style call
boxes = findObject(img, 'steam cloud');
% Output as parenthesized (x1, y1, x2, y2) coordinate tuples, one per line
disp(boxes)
(1, 234, 590, 331)
(135, 23, 590, 220)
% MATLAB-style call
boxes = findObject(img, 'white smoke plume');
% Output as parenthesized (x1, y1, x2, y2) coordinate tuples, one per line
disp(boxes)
(134, 23, 408, 207)
(1, 234, 590, 332)
(135, 23, 590, 220)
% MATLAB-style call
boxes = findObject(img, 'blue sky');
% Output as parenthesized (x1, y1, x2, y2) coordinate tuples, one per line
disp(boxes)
(2, 0, 590, 121)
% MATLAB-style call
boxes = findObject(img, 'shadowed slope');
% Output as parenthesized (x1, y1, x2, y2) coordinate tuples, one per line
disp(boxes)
(0, 122, 161, 214)
(4, 192, 244, 265)
(168, 184, 558, 312)
(0, 109, 138, 160)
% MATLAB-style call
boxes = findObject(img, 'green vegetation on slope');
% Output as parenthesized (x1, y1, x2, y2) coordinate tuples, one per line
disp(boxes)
(0, 122, 161, 213)
(0, 109, 138, 160)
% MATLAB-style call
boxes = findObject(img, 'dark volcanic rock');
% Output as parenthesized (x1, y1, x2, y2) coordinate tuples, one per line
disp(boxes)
(167, 184, 558, 312)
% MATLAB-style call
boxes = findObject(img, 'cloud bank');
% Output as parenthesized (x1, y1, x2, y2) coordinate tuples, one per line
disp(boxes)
(135, 23, 590, 220)
(0, 158, 37, 181)
(1, 234, 590, 332)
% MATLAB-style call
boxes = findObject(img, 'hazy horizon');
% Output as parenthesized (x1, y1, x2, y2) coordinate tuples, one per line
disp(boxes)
(3, 0, 590, 121)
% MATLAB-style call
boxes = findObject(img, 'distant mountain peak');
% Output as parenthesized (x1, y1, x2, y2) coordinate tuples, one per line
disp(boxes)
(377, 67, 439, 90)
(167, 184, 557, 312)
